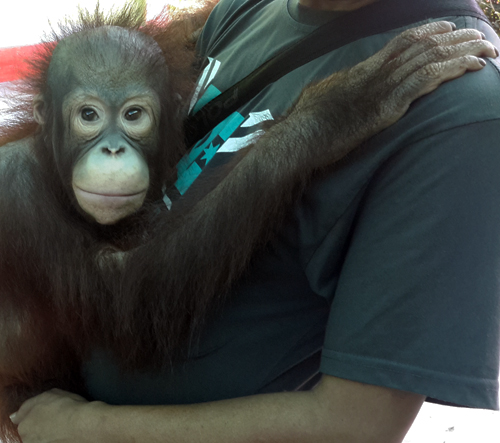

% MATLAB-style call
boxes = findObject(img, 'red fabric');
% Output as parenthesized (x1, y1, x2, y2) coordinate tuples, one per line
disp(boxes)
(0, 45, 42, 83)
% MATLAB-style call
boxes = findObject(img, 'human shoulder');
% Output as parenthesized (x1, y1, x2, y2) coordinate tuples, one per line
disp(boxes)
(295, 52, 500, 283)
(405, 59, 500, 150)
(311, 54, 500, 410)
(197, 0, 247, 53)
(197, 0, 276, 55)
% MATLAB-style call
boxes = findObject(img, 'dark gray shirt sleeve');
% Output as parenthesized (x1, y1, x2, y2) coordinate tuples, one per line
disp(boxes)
(318, 117, 500, 409)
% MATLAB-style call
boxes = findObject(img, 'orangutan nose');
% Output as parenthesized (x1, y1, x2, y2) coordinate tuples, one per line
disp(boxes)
(101, 146, 126, 156)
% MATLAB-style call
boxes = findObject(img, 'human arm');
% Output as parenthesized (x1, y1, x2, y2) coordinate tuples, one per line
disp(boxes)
(317, 116, 500, 410)
(13, 374, 424, 443)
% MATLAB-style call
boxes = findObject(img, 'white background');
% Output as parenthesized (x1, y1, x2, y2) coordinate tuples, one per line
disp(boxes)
(0, 1, 177, 48)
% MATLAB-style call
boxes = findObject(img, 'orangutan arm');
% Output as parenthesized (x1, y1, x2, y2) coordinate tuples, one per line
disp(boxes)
(111, 22, 497, 369)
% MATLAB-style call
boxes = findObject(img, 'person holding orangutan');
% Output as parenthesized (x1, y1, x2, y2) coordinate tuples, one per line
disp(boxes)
(1, 0, 499, 442)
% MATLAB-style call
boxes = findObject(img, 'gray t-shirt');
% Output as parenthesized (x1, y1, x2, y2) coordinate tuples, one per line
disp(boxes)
(84, 0, 500, 410)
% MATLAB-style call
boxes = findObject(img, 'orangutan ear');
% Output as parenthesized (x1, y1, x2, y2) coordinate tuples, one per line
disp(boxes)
(33, 95, 46, 125)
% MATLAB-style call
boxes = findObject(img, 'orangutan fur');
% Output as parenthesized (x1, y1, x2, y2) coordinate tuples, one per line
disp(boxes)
(0, 2, 484, 442)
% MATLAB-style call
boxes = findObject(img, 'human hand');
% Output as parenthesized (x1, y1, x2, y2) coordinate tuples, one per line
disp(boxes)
(290, 21, 498, 166)
(10, 389, 94, 443)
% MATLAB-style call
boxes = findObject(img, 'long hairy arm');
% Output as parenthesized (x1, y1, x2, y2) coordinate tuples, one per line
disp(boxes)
(0, 143, 93, 441)
(107, 22, 499, 369)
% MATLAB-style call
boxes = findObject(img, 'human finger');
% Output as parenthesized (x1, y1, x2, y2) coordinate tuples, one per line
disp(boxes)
(9, 389, 83, 426)
(9, 393, 44, 425)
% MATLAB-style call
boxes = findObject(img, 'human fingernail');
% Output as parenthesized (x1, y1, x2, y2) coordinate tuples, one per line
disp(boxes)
(495, 47, 499, 57)
(450, 22, 457, 31)
(479, 58, 487, 66)
(9, 413, 16, 423)
(481, 32, 487, 40)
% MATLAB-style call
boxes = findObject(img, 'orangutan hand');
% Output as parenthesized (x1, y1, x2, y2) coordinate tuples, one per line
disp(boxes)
(289, 20, 498, 168)
(10, 389, 94, 443)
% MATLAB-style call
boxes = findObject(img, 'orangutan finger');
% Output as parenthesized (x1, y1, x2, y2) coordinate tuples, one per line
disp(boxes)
(391, 39, 497, 86)
(393, 28, 487, 68)
(376, 21, 458, 64)
(395, 55, 487, 106)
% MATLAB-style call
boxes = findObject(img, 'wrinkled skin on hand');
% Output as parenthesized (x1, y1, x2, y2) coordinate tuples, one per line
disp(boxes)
(289, 21, 497, 169)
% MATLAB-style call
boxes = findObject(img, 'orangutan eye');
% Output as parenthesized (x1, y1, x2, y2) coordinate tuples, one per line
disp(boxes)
(124, 108, 142, 121)
(81, 108, 99, 121)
